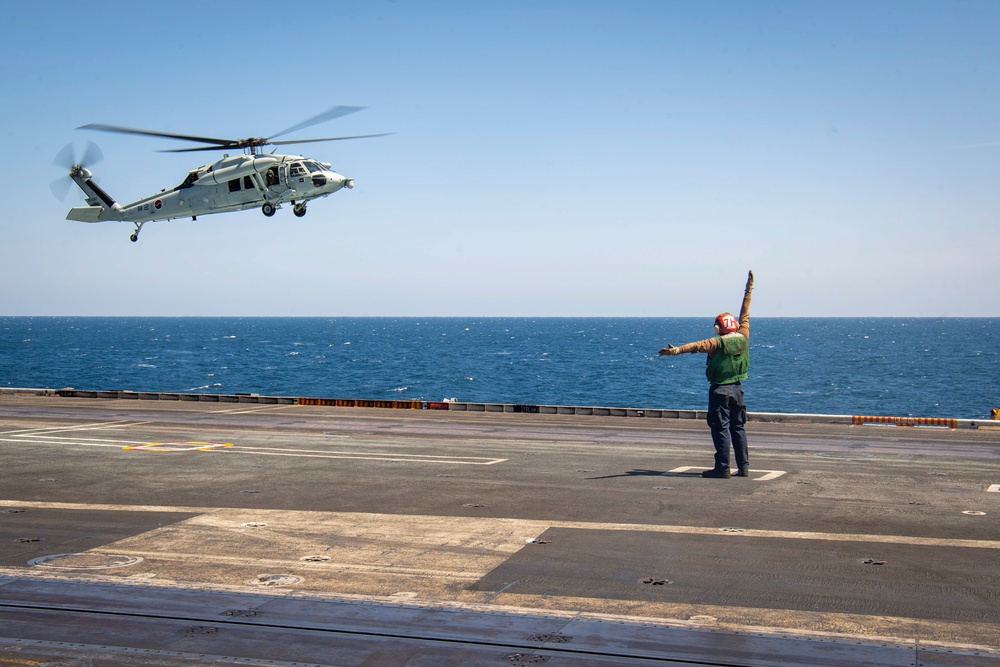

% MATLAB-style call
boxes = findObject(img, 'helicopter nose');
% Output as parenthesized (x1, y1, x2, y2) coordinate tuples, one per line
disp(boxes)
(322, 172, 352, 192)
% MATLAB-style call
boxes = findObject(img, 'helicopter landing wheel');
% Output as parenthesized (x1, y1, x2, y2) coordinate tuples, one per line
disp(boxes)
(130, 233, 138, 243)
(293, 204, 307, 218)
(262, 202, 276, 217)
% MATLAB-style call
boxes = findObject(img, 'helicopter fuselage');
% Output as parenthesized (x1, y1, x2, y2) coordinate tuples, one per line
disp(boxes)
(61, 104, 386, 241)
(68, 153, 353, 225)
(132, 153, 352, 221)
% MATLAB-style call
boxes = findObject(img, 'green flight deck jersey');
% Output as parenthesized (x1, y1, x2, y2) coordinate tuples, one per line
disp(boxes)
(705, 334, 749, 385)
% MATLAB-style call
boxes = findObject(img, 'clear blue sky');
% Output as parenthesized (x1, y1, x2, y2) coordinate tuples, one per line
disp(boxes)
(3, 1, 997, 316)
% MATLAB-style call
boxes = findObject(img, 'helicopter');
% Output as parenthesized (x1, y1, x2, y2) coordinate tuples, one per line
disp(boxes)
(53, 106, 390, 242)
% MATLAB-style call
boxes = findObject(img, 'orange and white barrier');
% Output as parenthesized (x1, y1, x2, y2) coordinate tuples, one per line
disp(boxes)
(297, 397, 422, 409)
(852, 415, 957, 428)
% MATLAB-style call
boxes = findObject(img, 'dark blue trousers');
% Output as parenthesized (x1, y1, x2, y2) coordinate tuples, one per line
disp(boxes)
(707, 382, 748, 471)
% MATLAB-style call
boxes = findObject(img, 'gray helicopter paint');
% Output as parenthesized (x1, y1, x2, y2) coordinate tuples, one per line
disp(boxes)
(59, 105, 385, 240)
(66, 154, 349, 224)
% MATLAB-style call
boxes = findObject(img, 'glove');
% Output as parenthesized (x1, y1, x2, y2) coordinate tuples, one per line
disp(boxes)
(659, 344, 680, 356)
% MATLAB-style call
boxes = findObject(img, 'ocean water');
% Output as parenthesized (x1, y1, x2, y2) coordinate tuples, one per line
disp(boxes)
(0, 317, 997, 419)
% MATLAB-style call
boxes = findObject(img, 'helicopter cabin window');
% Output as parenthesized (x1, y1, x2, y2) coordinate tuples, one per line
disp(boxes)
(228, 179, 241, 193)
(288, 163, 306, 178)
(243, 175, 254, 190)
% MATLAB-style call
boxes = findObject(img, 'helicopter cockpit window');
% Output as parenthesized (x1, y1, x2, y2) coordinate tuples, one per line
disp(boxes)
(288, 163, 306, 178)
(304, 161, 325, 173)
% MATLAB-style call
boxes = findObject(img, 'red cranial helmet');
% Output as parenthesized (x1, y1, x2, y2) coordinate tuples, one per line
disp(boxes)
(714, 312, 738, 334)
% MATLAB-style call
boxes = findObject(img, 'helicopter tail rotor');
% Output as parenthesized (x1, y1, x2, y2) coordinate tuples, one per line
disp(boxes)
(51, 141, 103, 200)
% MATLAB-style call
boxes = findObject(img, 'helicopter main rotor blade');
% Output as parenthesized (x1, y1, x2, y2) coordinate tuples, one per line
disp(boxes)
(267, 106, 365, 141)
(157, 146, 244, 153)
(79, 123, 237, 148)
(77, 107, 388, 154)
(269, 133, 395, 146)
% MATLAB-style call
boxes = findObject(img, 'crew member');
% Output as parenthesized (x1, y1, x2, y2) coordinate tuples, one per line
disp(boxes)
(660, 270, 754, 478)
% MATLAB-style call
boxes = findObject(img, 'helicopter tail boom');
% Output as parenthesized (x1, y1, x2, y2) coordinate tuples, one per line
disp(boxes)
(64, 166, 125, 222)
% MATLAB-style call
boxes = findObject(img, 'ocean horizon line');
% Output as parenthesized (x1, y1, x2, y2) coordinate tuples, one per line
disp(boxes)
(4, 315, 999, 320)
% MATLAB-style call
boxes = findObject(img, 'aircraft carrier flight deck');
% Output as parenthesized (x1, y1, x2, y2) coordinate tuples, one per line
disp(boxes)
(0, 389, 998, 666)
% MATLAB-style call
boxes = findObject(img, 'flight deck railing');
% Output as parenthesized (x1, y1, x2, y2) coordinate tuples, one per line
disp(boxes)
(3, 387, 998, 430)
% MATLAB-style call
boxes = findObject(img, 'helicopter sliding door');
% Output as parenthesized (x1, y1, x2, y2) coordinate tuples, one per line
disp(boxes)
(264, 165, 289, 195)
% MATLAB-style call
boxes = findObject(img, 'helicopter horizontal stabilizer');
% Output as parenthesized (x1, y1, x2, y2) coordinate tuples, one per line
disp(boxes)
(66, 206, 105, 223)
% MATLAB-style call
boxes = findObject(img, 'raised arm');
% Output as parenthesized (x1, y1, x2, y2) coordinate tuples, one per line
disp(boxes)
(738, 270, 753, 338)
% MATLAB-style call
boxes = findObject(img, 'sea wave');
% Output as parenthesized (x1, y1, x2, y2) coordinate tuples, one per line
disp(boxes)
(1, 317, 996, 419)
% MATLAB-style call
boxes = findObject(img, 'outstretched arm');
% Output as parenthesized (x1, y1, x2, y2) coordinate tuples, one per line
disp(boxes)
(659, 337, 718, 356)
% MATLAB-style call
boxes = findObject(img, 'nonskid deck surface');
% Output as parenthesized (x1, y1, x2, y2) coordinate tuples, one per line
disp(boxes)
(0, 394, 998, 666)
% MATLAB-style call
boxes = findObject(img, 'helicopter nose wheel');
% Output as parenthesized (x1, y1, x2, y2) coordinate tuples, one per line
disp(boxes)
(262, 202, 276, 217)
(293, 203, 307, 218)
